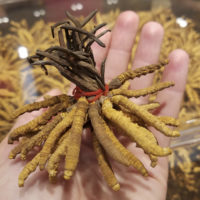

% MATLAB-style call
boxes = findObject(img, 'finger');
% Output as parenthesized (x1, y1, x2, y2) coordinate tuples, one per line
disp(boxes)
(131, 22, 164, 90)
(105, 11, 139, 82)
(154, 49, 189, 146)
(91, 28, 111, 70)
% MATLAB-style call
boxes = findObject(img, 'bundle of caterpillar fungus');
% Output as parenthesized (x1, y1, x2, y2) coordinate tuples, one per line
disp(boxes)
(8, 10, 180, 191)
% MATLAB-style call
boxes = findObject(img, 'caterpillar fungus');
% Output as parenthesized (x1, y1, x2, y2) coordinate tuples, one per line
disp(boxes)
(8, 10, 179, 191)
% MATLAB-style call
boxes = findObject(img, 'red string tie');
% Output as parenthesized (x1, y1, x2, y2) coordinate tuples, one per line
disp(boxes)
(73, 84, 109, 103)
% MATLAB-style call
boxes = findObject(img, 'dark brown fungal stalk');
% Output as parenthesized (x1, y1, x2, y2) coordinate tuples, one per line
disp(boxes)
(8, 10, 180, 191)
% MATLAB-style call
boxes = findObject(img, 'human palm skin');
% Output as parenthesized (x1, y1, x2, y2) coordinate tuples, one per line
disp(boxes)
(0, 11, 188, 200)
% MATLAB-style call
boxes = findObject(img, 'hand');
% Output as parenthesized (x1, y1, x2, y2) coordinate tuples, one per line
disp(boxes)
(0, 11, 189, 200)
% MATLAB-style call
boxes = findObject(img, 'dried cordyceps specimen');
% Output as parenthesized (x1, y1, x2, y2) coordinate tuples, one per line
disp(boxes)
(8, 10, 180, 191)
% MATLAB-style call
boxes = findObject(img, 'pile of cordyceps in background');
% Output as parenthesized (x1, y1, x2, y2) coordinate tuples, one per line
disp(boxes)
(0, 7, 200, 199)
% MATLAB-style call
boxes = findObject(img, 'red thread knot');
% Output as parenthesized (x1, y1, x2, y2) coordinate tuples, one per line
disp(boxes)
(73, 84, 109, 103)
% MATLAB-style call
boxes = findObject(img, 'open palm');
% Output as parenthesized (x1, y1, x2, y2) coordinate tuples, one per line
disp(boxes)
(0, 11, 188, 200)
